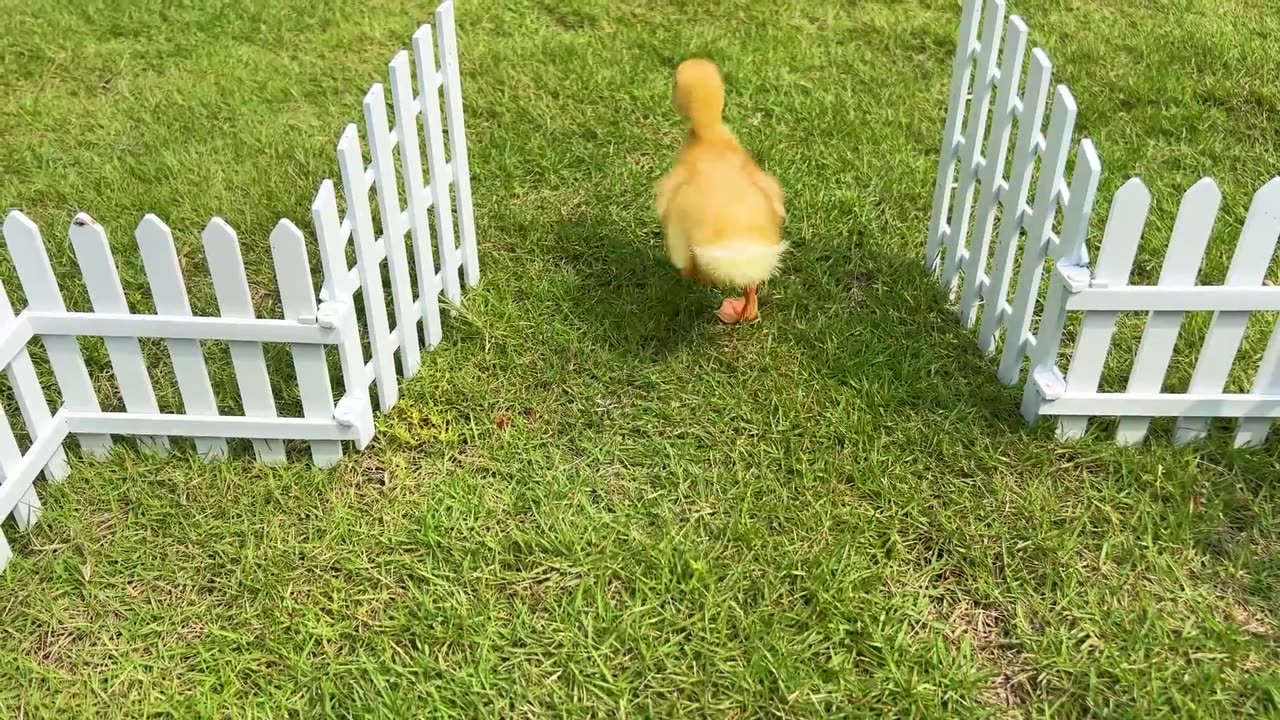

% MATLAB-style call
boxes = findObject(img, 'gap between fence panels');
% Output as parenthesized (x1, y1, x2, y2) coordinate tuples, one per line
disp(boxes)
(925, 0, 1280, 449)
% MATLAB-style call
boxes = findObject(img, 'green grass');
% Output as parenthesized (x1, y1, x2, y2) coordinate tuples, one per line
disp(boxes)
(2, 0, 1280, 715)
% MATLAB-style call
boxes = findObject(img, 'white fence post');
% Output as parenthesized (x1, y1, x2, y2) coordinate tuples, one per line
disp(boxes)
(69, 214, 169, 454)
(996, 85, 1078, 385)
(136, 215, 228, 460)
(925, 0, 983, 275)
(1175, 178, 1280, 445)
(3, 212, 113, 457)
(270, 220, 343, 466)
(312, 181, 376, 448)
(1020, 140, 1102, 425)
(1114, 179, 1220, 445)
(437, 0, 480, 287)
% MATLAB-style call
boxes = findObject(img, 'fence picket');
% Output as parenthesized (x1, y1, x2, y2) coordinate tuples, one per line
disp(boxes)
(0, 274, 68, 481)
(1056, 179, 1151, 440)
(69, 214, 169, 454)
(437, 0, 480, 287)
(338, 125, 399, 411)
(0, 404, 41, 531)
(312, 182, 376, 446)
(365, 83, 422, 377)
(1236, 320, 1280, 447)
(940, 0, 1007, 296)
(413, 23, 462, 306)
(202, 219, 286, 464)
(2, 212, 113, 457)
(270, 220, 342, 466)
(996, 85, 1078, 385)
(389, 50, 445, 350)
(958, 16, 1028, 327)
(1114, 179, 1220, 445)
(925, 0, 984, 275)
(1175, 178, 1280, 445)
(977, 50, 1053, 356)
(136, 216, 227, 460)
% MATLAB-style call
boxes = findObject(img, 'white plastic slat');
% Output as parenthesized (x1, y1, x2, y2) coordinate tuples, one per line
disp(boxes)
(1057, 179, 1151, 440)
(202, 219, 286, 464)
(958, 15, 1028, 328)
(996, 85, 1077, 385)
(1237, 318, 1280, 447)
(940, 0, 1007, 296)
(338, 125, 399, 412)
(1042, 393, 1280, 419)
(69, 214, 169, 454)
(0, 398, 40, 530)
(365, 83, 422, 377)
(977, 50, 1053, 355)
(1111, 181, 1220, 445)
(312, 181, 376, 448)
(28, 312, 336, 345)
(1176, 178, 1280, 445)
(270, 220, 343, 466)
(437, 0, 480, 287)
(137, 215, 227, 460)
(65, 411, 355, 442)
(413, 23, 463, 306)
(0, 268, 68, 481)
(925, 0, 984, 274)
(389, 50, 445, 350)
(1020, 141, 1102, 425)
(0, 412, 68, 539)
(2, 212, 113, 457)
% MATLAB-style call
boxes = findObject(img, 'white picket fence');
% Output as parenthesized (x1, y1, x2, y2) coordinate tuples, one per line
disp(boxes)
(0, 0, 478, 569)
(926, 0, 1280, 447)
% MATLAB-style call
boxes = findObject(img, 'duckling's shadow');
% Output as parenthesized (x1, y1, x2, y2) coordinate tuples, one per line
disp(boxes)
(547, 221, 717, 358)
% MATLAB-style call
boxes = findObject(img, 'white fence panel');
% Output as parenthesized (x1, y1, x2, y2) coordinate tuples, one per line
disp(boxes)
(1114, 179, 1220, 445)
(1174, 178, 1280, 445)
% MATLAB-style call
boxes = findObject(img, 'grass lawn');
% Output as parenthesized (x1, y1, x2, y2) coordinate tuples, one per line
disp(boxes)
(2, 0, 1280, 715)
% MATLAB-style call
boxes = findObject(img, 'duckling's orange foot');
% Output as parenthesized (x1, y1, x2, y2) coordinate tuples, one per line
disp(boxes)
(715, 297, 750, 324)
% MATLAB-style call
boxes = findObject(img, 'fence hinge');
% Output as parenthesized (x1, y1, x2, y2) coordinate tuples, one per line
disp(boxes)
(1031, 365, 1067, 401)
(314, 301, 349, 329)
(1054, 263, 1091, 293)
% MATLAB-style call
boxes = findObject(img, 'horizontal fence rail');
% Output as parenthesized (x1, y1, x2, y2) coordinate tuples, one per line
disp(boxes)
(0, 0, 478, 571)
(924, 0, 1280, 449)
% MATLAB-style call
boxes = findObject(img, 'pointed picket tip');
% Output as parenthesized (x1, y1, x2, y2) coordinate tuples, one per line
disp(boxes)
(312, 179, 338, 212)
(269, 218, 305, 248)
(1076, 139, 1101, 175)
(135, 214, 174, 245)
(1028, 48, 1051, 73)
(1248, 176, 1280, 207)
(70, 211, 99, 230)
(1007, 15, 1028, 34)
(202, 216, 238, 243)
(1113, 177, 1152, 205)
(2, 210, 38, 238)
(389, 49, 411, 76)
(363, 82, 386, 108)
(1050, 84, 1077, 115)
(337, 123, 360, 153)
